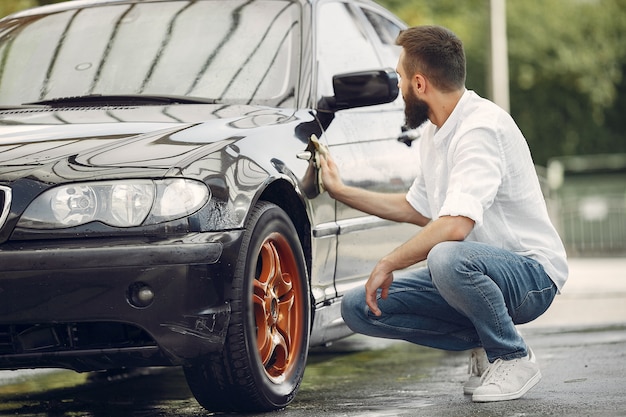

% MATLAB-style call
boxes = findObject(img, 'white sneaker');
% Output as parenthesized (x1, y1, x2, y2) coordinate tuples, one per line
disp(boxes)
(472, 348, 541, 402)
(463, 347, 490, 395)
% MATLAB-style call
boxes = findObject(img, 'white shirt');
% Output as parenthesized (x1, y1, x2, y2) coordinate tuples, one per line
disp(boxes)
(406, 90, 568, 291)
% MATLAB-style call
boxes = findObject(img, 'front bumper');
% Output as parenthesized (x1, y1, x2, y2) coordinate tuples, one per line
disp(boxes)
(0, 230, 243, 372)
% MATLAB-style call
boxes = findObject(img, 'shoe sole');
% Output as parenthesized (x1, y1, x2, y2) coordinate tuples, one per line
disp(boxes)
(472, 371, 542, 402)
(463, 386, 476, 395)
(463, 378, 480, 395)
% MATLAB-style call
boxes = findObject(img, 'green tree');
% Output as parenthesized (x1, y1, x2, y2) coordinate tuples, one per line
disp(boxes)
(1, 0, 65, 18)
(1, 1, 35, 17)
(379, 0, 489, 95)
(379, 0, 626, 165)
(507, 0, 626, 164)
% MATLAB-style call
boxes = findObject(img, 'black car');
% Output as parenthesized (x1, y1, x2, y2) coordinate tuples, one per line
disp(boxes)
(0, 0, 421, 411)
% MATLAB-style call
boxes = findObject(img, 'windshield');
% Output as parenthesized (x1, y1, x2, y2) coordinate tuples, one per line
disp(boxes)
(0, 0, 300, 107)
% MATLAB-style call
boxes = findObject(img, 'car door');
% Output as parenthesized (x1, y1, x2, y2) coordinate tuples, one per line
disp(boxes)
(315, 0, 422, 296)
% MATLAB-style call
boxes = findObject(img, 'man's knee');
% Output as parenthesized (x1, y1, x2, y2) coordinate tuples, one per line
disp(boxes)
(427, 241, 468, 291)
(427, 241, 463, 274)
(428, 241, 461, 263)
(341, 286, 368, 331)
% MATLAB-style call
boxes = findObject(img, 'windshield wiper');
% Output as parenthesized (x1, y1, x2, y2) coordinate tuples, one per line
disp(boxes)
(23, 94, 220, 107)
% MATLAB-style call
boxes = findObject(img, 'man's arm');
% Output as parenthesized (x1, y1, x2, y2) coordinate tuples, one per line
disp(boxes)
(365, 215, 475, 316)
(320, 154, 430, 226)
(319, 152, 472, 316)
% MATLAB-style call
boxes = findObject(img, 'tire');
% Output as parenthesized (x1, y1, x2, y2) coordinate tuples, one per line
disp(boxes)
(184, 201, 311, 412)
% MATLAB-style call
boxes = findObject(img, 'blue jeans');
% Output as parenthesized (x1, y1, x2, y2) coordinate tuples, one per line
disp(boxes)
(341, 241, 557, 362)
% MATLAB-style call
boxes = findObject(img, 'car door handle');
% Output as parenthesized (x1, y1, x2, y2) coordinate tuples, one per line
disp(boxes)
(397, 125, 421, 147)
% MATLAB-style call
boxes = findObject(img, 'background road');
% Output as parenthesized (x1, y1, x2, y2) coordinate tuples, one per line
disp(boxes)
(1, 257, 625, 417)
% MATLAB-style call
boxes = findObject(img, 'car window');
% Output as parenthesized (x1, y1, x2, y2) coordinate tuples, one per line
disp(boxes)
(361, 7, 402, 46)
(360, 6, 403, 65)
(0, 0, 300, 107)
(316, 1, 381, 97)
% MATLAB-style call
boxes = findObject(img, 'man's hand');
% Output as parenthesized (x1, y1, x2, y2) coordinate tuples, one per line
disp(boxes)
(363, 215, 475, 316)
(319, 153, 344, 198)
(364, 260, 395, 316)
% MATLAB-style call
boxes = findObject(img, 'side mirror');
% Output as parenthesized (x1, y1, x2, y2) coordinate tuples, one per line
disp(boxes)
(319, 68, 399, 112)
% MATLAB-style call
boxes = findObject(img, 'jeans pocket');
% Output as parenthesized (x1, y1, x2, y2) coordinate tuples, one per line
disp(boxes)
(513, 283, 557, 324)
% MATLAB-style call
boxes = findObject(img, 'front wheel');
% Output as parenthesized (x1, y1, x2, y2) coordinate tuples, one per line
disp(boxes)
(184, 202, 311, 412)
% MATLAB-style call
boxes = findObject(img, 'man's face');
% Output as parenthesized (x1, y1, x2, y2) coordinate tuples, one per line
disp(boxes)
(403, 86, 430, 130)
(397, 50, 430, 129)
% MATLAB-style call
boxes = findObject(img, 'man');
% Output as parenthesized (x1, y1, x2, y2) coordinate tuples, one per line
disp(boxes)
(320, 25, 568, 402)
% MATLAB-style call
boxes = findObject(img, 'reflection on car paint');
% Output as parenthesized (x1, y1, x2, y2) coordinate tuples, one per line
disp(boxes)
(0, 0, 412, 411)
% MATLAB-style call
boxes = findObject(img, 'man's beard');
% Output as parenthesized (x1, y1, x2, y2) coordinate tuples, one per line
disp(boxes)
(404, 88, 430, 129)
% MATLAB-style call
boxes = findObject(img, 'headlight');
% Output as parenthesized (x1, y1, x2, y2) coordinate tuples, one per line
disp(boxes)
(146, 179, 210, 225)
(18, 179, 210, 229)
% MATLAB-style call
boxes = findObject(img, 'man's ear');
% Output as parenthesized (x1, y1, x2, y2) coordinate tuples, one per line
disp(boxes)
(414, 73, 426, 94)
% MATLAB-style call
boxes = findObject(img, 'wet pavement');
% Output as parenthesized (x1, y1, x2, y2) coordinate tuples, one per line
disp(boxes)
(1, 257, 625, 417)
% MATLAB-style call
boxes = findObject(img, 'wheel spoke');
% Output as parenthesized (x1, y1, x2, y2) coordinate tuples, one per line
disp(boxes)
(276, 289, 295, 347)
(266, 330, 288, 378)
(253, 288, 273, 364)
(274, 269, 293, 299)
(258, 241, 278, 286)
(254, 241, 283, 367)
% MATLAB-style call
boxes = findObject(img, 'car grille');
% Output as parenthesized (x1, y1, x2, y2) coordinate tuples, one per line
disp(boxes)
(0, 322, 156, 355)
(0, 186, 11, 231)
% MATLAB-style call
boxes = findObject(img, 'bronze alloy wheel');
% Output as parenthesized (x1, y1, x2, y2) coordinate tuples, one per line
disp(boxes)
(185, 201, 310, 412)
(253, 232, 307, 383)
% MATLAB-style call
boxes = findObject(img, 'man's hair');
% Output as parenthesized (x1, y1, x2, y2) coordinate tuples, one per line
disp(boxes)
(395, 25, 466, 92)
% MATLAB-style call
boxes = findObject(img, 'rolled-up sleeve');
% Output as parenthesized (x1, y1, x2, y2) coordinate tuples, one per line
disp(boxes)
(439, 189, 485, 225)
(406, 176, 431, 219)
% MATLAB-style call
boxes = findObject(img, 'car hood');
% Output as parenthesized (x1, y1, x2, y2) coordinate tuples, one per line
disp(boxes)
(0, 104, 305, 183)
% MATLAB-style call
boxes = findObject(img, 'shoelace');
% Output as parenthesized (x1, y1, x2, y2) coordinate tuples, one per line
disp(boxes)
(468, 350, 480, 376)
(480, 358, 515, 385)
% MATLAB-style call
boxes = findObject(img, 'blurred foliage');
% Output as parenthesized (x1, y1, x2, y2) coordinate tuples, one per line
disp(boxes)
(2, 0, 625, 165)
(0, 0, 63, 17)
(379, 0, 626, 166)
